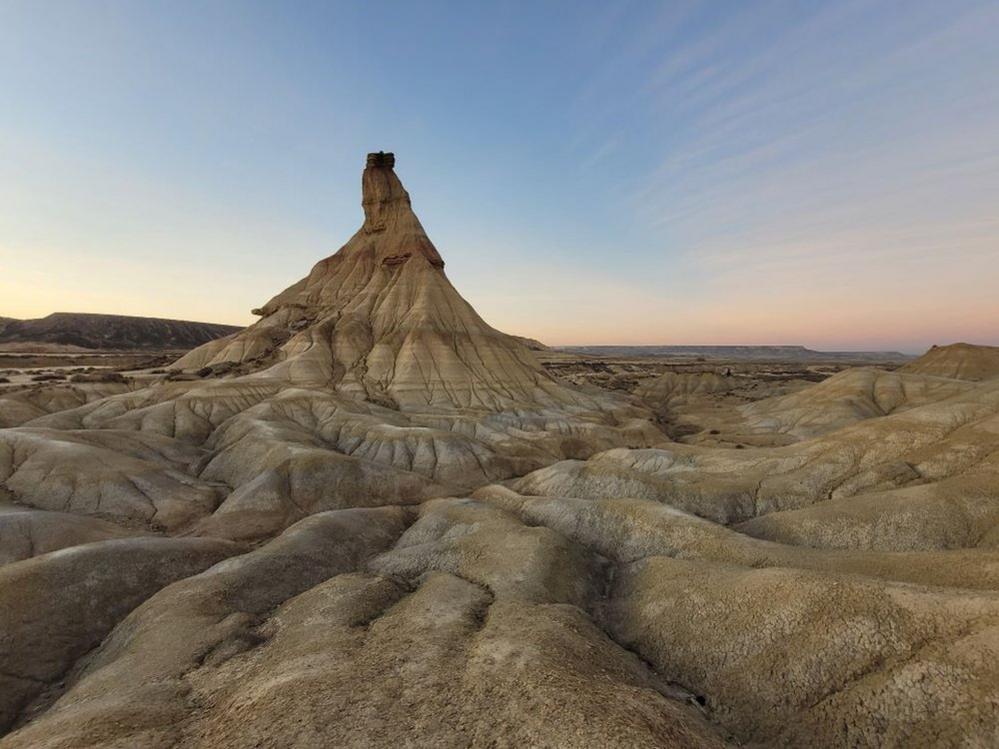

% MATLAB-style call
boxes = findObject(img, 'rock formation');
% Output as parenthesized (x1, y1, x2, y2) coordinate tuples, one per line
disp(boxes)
(0, 313, 241, 351)
(174, 152, 575, 413)
(0, 155, 997, 747)
(736, 366, 977, 438)
(899, 341, 999, 381)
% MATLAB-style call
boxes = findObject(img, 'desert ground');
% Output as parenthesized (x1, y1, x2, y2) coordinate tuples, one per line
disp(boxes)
(2, 154, 998, 748)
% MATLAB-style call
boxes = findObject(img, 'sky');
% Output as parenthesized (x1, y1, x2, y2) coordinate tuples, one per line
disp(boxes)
(1, 0, 997, 353)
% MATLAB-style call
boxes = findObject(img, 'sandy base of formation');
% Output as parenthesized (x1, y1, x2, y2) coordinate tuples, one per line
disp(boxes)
(2, 343, 999, 747)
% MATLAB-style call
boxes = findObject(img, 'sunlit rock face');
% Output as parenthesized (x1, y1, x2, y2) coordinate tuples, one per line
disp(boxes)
(173, 151, 617, 414)
(1, 155, 657, 543)
(2, 156, 998, 748)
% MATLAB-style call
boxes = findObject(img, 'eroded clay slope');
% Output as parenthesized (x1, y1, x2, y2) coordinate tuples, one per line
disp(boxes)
(0, 154, 657, 543)
(6, 495, 999, 747)
(738, 367, 976, 438)
(517, 376, 999, 547)
(1, 155, 998, 746)
(899, 342, 999, 381)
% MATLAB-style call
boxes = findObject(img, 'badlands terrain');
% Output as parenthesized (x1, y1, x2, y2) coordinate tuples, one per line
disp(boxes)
(2, 153, 998, 748)
(0, 314, 240, 395)
(0, 313, 240, 352)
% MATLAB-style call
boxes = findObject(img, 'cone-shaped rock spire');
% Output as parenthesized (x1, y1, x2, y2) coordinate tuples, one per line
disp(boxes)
(174, 153, 585, 412)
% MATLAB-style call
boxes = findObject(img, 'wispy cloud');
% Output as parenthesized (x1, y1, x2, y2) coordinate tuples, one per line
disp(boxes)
(0, 1, 995, 350)
(554, 0, 999, 349)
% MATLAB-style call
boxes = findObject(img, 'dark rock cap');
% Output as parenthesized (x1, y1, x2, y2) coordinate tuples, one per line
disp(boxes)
(366, 151, 395, 168)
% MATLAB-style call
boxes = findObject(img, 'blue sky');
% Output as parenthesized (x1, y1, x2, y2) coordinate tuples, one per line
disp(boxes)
(1, 0, 997, 352)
